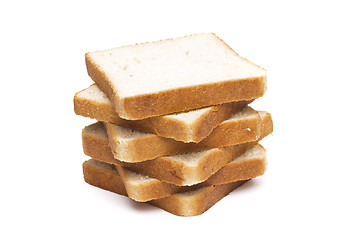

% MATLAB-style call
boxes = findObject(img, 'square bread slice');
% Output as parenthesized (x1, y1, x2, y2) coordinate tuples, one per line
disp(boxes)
(83, 159, 248, 216)
(116, 144, 266, 202)
(104, 107, 271, 162)
(81, 114, 272, 186)
(74, 84, 251, 143)
(85, 33, 266, 120)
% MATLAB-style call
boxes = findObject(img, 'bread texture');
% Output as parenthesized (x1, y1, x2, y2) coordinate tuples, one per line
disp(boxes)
(150, 181, 246, 216)
(74, 84, 251, 143)
(85, 33, 266, 120)
(117, 144, 266, 202)
(104, 106, 270, 162)
(83, 159, 127, 195)
(81, 114, 272, 186)
(83, 159, 248, 216)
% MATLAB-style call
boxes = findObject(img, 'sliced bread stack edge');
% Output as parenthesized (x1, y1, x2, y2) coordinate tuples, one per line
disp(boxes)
(74, 33, 272, 216)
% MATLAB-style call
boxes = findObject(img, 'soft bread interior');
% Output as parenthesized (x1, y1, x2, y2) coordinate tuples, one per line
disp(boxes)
(87, 33, 266, 98)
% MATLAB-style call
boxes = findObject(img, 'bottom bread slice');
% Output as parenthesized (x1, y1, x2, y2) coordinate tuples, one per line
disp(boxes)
(116, 144, 266, 202)
(83, 159, 247, 216)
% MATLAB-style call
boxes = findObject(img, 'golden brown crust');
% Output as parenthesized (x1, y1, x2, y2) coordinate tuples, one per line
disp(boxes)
(85, 51, 266, 120)
(74, 86, 251, 143)
(120, 141, 257, 186)
(115, 146, 265, 202)
(149, 181, 247, 216)
(121, 78, 266, 120)
(104, 108, 270, 162)
(82, 123, 119, 165)
(261, 112, 273, 137)
(74, 90, 122, 124)
(82, 159, 248, 216)
(203, 150, 266, 186)
(120, 156, 187, 186)
(82, 160, 127, 195)
(116, 166, 181, 202)
(81, 121, 271, 186)
(85, 54, 123, 117)
(191, 100, 252, 142)
(194, 110, 261, 148)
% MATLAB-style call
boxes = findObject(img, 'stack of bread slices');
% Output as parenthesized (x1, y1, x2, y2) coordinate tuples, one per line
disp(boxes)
(74, 33, 273, 216)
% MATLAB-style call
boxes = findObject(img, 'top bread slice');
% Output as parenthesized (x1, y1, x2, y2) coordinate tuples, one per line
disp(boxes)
(85, 33, 267, 120)
(74, 84, 251, 143)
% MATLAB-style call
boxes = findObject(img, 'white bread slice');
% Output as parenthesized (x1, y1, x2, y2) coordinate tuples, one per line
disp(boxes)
(81, 114, 272, 186)
(74, 84, 251, 143)
(150, 181, 246, 217)
(85, 33, 266, 120)
(83, 159, 248, 216)
(104, 106, 267, 162)
(117, 144, 266, 202)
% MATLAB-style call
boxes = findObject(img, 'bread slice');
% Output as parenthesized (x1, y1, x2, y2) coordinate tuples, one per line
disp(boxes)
(116, 144, 266, 202)
(83, 159, 248, 216)
(85, 33, 266, 120)
(74, 84, 251, 143)
(104, 106, 269, 162)
(81, 114, 272, 186)
(83, 159, 127, 195)
(150, 181, 247, 217)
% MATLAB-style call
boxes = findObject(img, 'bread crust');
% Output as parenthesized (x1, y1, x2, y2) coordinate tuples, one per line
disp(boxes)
(190, 100, 251, 142)
(119, 78, 266, 120)
(80, 34, 271, 217)
(83, 159, 248, 216)
(81, 118, 272, 186)
(149, 181, 246, 216)
(104, 108, 269, 162)
(116, 145, 266, 202)
(82, 123, 116, 164)
(84, 33, 267, 120)
(74, 86, 251, 142)
(83, 159, 127, 195)
(119, 142, 258, 186)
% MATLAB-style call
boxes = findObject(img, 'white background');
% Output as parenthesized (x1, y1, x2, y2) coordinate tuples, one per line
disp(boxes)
(1, 0, 359, 239)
